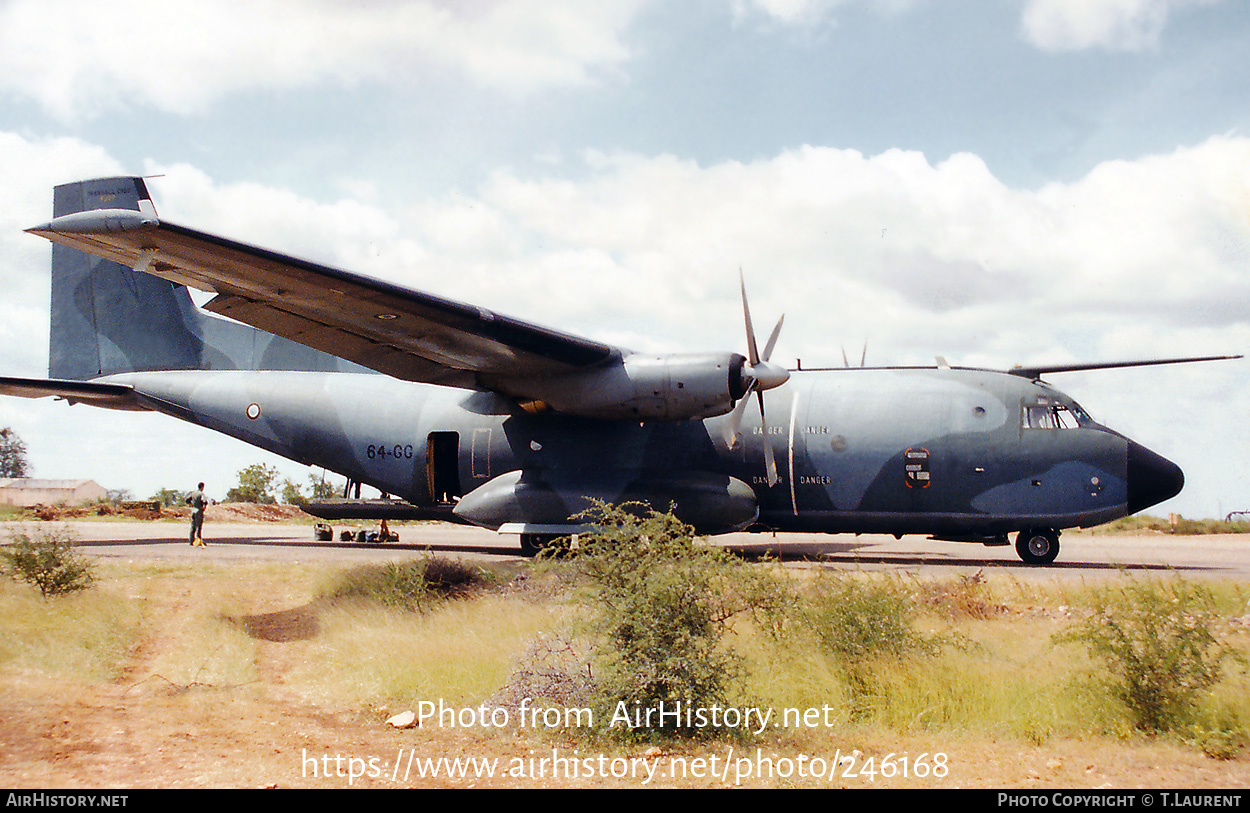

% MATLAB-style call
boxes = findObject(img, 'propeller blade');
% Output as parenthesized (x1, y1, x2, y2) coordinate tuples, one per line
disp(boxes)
(762, 314, 784, 362)
(758, 388, 779, 486)
(736, 270, 787, 486)
(722, 379, 756, 447)
(740, 270, 760, 365)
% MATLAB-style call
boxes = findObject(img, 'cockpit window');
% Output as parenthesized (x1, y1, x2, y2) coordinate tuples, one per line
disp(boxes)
(1055, 407, 1080, 429)
(1023, 401, 1083, 430)
(1024, 405, 1055, 429)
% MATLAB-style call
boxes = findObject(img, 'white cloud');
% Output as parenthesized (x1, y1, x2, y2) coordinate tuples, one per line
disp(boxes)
(11, 132, 1248, 370)
(131, 138, 1250, 374)
(1021, 0, 1223, 51)
(731, 0, 920, 28)
(449, 139, 1249, 366)
(0, 133, 125, 377)
(733, 0, 846, 26)
(0, 0, 647, 120)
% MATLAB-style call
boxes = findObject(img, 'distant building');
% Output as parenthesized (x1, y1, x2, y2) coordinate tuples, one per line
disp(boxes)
(0, 478, 109, 506)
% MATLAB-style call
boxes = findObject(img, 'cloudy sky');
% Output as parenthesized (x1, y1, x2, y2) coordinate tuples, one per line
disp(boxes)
(0, 0, 1246, 520)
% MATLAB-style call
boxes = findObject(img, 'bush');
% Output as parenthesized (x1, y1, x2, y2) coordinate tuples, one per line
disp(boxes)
(792, 574, 938, 716)
(2, 527, 95, 597)
(565, 501, 786, 741)
(912, 570, 1005, 620)
(805, 575, 935, 663)
(325, 556, 489, 611)
(1057, 578, 1235, 733)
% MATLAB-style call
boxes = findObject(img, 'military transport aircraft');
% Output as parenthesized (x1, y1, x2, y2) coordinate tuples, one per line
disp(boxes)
(0, 177, 1238, 564)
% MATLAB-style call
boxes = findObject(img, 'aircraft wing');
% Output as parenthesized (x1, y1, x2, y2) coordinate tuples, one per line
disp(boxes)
(1008, 356, 1242, 379)
(26, 208, 622, 389)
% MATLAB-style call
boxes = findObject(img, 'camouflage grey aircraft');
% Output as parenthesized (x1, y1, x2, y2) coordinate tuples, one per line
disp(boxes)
(0, 177, 1238, 564)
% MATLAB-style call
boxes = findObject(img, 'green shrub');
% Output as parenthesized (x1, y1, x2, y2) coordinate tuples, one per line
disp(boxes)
(1184, 715, 1246, 760)
(2, 527, 95, 597)
(566, 501, 786, 741)
(794, 574, 938, 716)
(1056, 578, 1235, 733)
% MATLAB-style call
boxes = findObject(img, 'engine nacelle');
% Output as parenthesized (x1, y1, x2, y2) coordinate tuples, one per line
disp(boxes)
(491, 352, 747, 421)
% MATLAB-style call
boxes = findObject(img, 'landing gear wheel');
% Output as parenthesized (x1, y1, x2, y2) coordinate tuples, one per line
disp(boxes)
(518, 534, 571, 558)
(1015, 528, 1060, 565)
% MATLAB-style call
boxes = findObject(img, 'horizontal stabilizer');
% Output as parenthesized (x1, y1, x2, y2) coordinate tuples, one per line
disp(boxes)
(0, 376, 148, 411)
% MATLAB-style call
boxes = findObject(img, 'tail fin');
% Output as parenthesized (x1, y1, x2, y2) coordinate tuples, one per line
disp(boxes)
(48, 176, 356, 380)
(50, 178, 206, 379)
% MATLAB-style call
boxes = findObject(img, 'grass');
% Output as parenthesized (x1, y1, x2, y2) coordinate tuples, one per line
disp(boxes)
(729, 570, 1250, 750)
(321, 556, 504, 611)
(2, 556, 1248, 782)
(1082, 515, 1250, 535)
(297, 593, 564, 707)
(0, 573, 141, 682)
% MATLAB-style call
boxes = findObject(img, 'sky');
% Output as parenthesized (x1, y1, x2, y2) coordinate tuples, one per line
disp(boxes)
(0, 0, 1246, 520)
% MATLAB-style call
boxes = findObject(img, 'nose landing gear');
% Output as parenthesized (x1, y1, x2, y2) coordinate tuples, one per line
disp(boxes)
(1016, 528, 1060, 565)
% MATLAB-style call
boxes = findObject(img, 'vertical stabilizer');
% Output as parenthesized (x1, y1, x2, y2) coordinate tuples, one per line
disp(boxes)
(50, 177, 204, 380)
(47, 177, 359, 380)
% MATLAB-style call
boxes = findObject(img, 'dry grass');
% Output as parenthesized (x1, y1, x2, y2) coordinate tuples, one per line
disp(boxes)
(2, 560, 1249, 788)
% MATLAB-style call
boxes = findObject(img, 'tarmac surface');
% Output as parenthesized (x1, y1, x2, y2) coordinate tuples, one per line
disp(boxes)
(3, 519, 1248, 580)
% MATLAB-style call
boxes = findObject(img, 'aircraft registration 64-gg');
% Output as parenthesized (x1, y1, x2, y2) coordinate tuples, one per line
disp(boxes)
(1, 177, 1239, 564)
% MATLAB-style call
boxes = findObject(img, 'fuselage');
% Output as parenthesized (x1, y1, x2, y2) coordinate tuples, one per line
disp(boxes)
(102, 365, 1183, 539)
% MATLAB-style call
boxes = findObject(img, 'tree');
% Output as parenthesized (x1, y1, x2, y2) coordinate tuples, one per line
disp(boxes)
(308, 471, 342, 500)
(226, 463, 280, 503)
(281, 478, 307, 506)
(150, 487, 191, 507)
(0, 427, 30, 478)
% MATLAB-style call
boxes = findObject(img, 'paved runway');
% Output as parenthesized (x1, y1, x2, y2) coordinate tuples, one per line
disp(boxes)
(3, 519, 1248, 580)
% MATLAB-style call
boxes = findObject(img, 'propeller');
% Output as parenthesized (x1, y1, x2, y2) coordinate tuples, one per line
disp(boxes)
(722, 271, 790, 486)
(841, 341, 867, 368)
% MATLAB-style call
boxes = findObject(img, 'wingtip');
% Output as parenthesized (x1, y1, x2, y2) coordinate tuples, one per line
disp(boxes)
(25, 210, 157, 235)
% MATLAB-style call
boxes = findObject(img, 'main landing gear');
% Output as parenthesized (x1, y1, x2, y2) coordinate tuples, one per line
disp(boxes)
(1015, 528, 1060, 565)
(518, 533, 573, 558)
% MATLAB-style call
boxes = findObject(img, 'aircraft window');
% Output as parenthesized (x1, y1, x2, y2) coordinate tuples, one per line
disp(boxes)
(1024, 405, 1056, 429)
(1023, 404, 1080, 430)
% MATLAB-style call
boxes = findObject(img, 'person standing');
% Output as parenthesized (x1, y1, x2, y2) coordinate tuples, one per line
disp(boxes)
(189, 482, 207, 546)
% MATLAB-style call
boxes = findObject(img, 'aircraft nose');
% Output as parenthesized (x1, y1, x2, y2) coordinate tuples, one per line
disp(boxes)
(1126, 440, 1184, 514)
